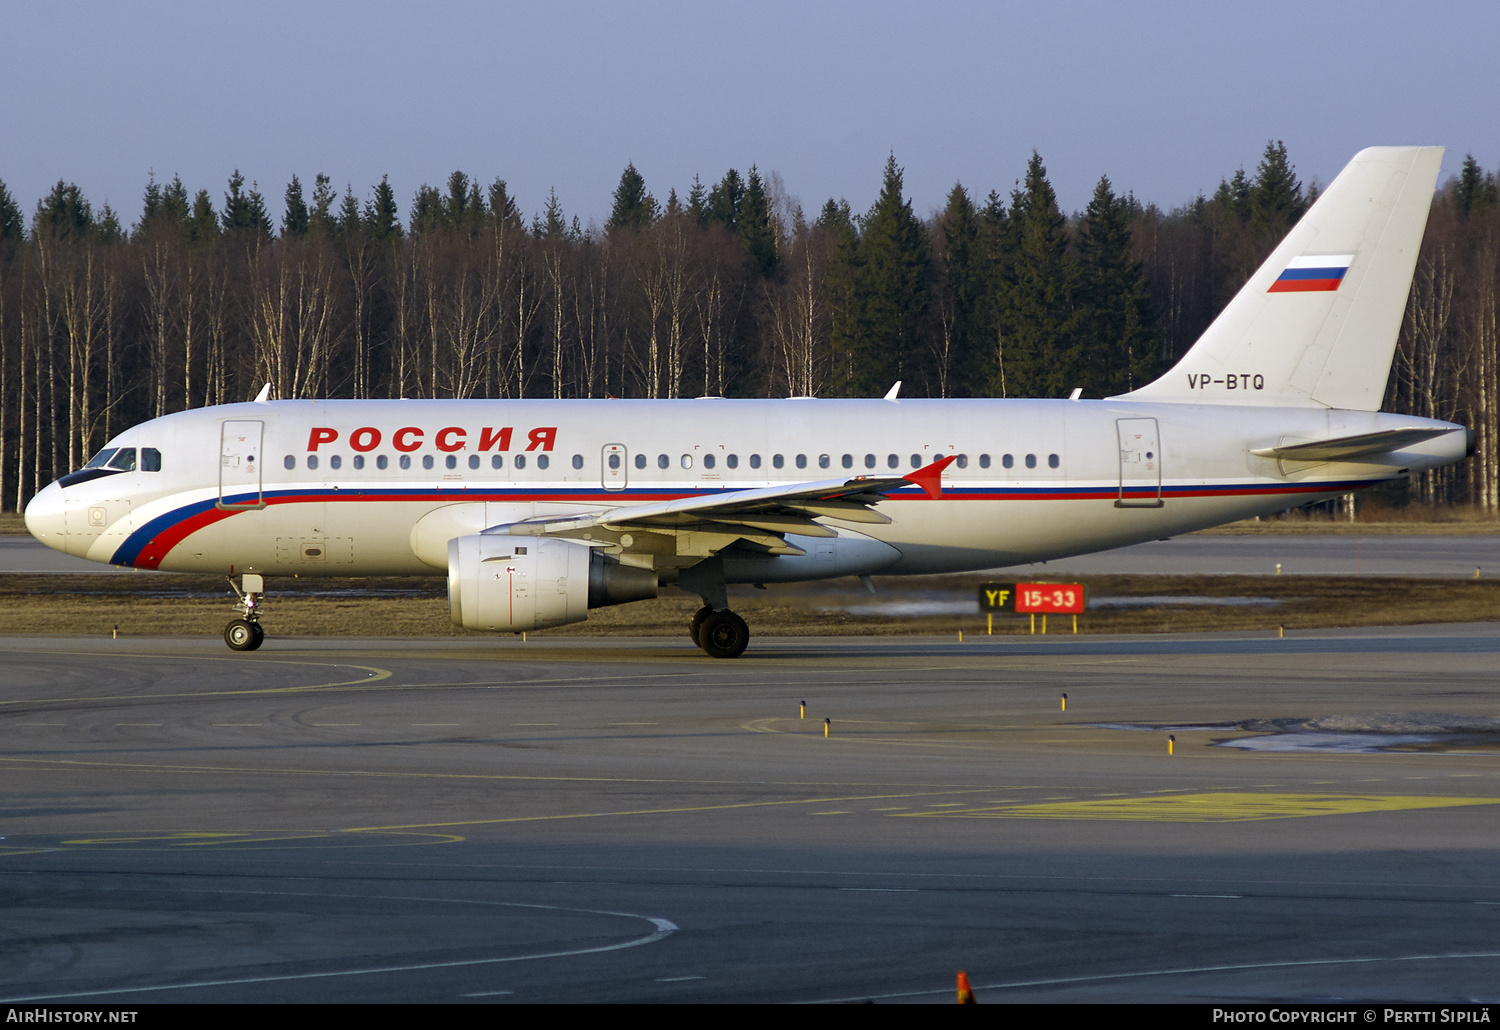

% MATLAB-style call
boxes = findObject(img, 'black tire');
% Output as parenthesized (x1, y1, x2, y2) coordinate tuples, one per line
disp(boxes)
(246, 623, 266, 651)
(698, 610, 749, 659)
(225, 619, 257, 651)
(689, 606, 713, 647)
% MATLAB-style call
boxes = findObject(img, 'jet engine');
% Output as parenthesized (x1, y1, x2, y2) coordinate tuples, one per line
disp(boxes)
(447, 534, 657, 632)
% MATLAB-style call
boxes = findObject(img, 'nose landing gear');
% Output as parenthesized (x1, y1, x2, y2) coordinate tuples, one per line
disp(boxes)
(225, 573, 266, 651)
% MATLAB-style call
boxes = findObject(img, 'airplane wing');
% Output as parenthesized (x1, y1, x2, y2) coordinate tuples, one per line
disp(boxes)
(491, 456, 956, 556)
(1250, 427, 1454, 463)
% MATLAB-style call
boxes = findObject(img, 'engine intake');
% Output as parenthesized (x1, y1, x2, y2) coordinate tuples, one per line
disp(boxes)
(447, 534, 657, 632)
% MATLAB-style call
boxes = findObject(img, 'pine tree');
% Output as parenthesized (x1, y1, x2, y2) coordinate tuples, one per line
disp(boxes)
(818, 198, 861, 395)
(222, 170, 271, 239)
(1456, 154, 1499, 218)
(487, 177, 519, 226)
(1076, 176, 1156, 395)
(707, 169, 744, 232)
(364, 175, 403, 240)
(188, 190, 220, 243)
(0, 178, 23, 241)
(162, 175, 190, 228)
(855, 154, 929, 395)
(934, 183, 983, 396)
(34, 181, 93, 239)
(738, 166, 777, 275)
(409, 184, 444, 235)
(993, 152, 1079, 397)
(95, 203, 124, 244)
(1250, 140, 1305, 237)
(282, 174, 310, 237)
(309, 174, 338, 238)
(535, 187, 568, 239)
(339, 186, 362, 237)
(607, 162, 658, 233)
(687, 175, 708, 224)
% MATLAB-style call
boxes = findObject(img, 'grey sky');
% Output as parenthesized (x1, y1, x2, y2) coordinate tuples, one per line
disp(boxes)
(5, 0, 1497, 229)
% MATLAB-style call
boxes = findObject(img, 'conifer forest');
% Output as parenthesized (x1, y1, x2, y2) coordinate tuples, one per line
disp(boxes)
(1, 142, 1497, 514)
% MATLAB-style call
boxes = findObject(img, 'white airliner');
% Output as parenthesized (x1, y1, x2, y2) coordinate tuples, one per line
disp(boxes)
(24, 147, 1469, 657)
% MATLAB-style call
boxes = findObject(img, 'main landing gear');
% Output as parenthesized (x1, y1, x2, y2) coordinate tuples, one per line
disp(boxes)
(225, 573, 266, 651)
(689, 605, 750, 659)
(680, 558, 749, 658)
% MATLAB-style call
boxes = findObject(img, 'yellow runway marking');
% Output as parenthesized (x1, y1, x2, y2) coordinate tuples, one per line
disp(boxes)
(901, 792, 1500, 823)
(0, 662, 393, 707)
(340, 788, 997, 833)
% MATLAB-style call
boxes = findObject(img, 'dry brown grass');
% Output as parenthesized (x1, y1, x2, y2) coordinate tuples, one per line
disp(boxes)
(2, 571, 1498, 640)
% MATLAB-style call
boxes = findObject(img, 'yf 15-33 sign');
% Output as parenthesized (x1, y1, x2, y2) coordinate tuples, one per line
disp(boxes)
(978, 583, 1088, 614)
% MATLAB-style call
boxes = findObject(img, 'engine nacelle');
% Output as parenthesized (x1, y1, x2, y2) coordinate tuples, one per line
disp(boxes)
(447, 534, 657, 632)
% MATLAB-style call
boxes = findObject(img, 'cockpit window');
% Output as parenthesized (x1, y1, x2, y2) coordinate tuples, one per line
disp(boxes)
(106, 448, 137, 471)
(142, 447, 161, 472)
(84, 448, 119, 469)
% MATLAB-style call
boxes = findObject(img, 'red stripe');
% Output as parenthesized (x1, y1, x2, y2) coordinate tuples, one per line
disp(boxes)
(1268, 278, 1342, 293)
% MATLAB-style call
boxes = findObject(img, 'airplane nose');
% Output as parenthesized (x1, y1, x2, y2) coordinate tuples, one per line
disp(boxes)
(24, 483, 67, 553)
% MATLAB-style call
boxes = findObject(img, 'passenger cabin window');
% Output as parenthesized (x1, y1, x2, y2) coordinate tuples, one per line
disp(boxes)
(634, 454, 646, 470)
(727, 454, 738, 469)
(1002, 454, 1014, 469)
(910, 454, 921, 468)
(378, 455, 390, 470)
(842, 454, 853, 469)
(864, 454, 876, 469)
(445, 455, 457, 470)
(572, 454, 584, 470)
(515, 454, 527, 469)
(750, 454, 762, 469)
(399, 455, 412, 470)
(887, 454, 898, 469)
(608, 454, 621, 470)
(490, 455, 502, 469)
(704, 454, 715, 469)
(353, 455, 365, 470)
(330, 455, 342, 470)
(819, 454, 830, 469)
(772, 454, 784, 469)
(1049, 453, 1060, 469)
(284, 455, 296, 470)
(471, 455, 482, 470)
(1025, 454, 1037, 469)
(979, 454, 991, 469)
(307, 455, 319, 470)
(680, 454, 692, 469)
(955, 454, 967, 469)
(795, 454, 807, 469)
(537, 455, 550, 470)
(658, 454, 669, 470)
(423, 455, 434, 470)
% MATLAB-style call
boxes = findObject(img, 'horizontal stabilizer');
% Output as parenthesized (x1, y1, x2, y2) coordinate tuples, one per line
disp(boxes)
(1250, 427, 1453, 462)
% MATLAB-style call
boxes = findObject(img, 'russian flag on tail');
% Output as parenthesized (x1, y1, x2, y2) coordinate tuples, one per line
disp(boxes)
(1268, 254, 1355, 293)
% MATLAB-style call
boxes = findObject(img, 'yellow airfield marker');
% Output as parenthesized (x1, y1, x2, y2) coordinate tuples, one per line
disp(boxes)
(1168, 734, 1176, 756)
(824, 718, 830, 739)
(1060, 693, 1067, 712)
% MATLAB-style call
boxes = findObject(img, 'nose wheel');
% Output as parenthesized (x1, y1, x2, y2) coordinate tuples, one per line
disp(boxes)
(225, 618, 265, 651)
(225, 573, 267, 651)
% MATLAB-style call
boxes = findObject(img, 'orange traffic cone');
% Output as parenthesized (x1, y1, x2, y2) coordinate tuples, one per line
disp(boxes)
(957, 970, 976, 1004)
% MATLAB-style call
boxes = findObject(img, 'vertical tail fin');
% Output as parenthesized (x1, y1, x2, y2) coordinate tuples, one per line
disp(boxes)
(1119, 146, 1443, 411)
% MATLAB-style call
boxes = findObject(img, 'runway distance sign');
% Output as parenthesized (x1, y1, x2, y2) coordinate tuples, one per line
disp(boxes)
(979, 583, 1088, 614)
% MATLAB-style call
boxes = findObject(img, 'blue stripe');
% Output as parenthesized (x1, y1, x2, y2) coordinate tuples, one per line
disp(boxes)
(1276, 266, 1348, 282)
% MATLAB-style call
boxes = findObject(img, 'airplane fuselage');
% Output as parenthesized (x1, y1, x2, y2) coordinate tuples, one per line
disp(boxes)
(24, 396, 1469, 582)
